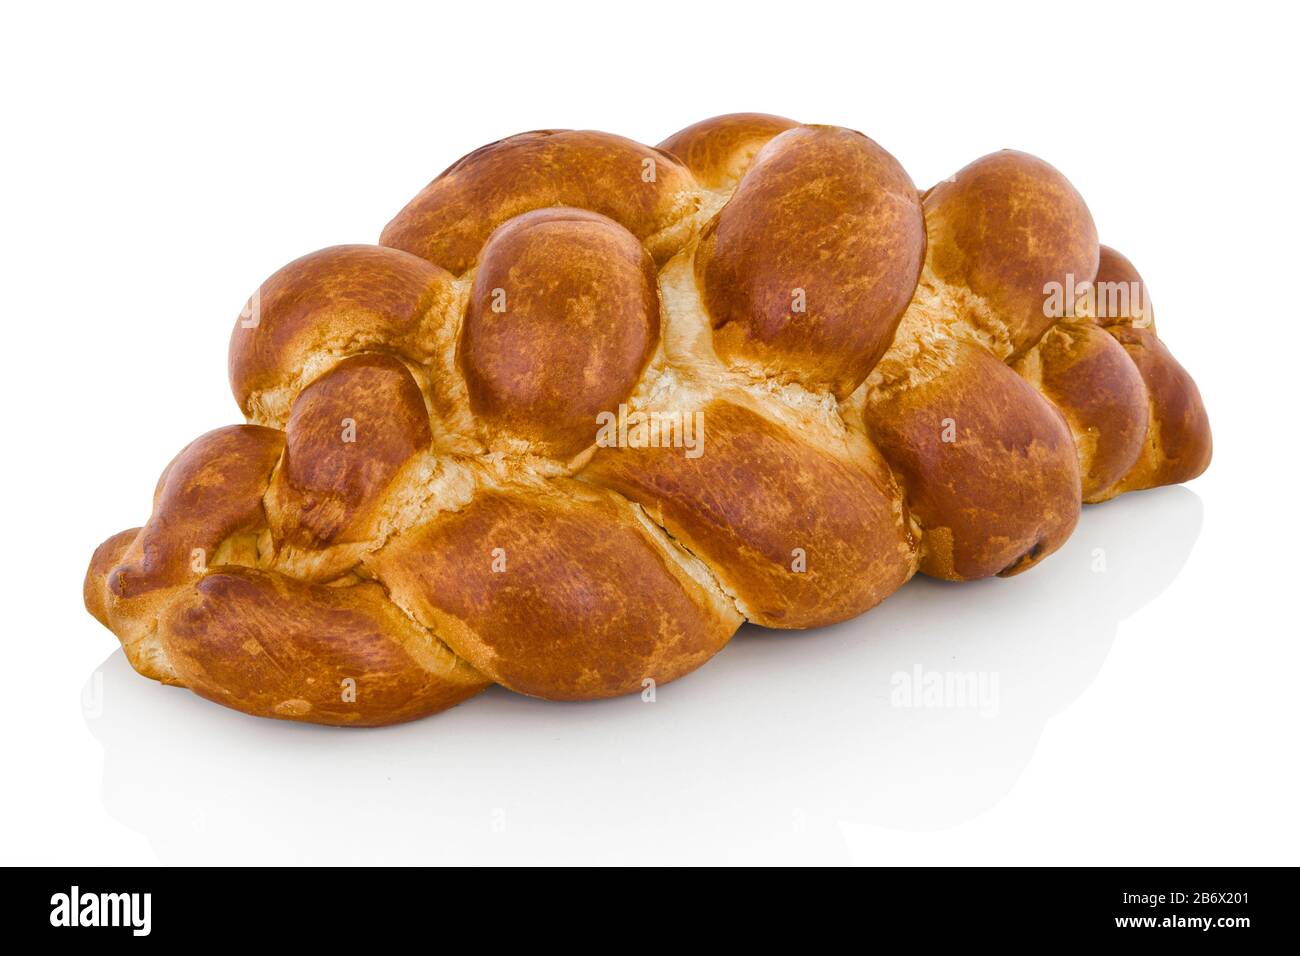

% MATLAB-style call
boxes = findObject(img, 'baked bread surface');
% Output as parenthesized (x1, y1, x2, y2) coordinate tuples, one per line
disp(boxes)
(85, 114, 1211, 725)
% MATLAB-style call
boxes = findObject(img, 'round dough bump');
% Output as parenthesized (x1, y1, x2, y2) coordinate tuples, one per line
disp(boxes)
(697, 125, 924, 397)
(460, 209, 660, 458)
(924, 151, 1099, 358)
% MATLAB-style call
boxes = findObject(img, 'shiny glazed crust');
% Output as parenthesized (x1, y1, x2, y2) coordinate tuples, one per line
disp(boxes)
(85, 114, 1211, 726)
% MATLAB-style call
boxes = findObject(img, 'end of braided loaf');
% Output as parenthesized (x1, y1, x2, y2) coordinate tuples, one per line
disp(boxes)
(85, 114, 1211, 726)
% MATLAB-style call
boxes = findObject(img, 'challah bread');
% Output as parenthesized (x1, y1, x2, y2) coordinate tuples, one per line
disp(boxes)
(84, 113, 1212, 726)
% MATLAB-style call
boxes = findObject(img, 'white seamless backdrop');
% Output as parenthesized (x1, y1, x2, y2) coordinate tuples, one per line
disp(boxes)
(1, 0, 1294, 865)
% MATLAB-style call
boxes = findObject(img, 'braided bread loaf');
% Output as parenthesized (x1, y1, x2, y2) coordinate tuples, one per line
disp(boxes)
(84, 114, 1211, 726)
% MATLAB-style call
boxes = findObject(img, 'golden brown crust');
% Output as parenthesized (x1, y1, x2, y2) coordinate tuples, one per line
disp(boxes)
(697, 126, 925, 397)
(87, 115, 1211, 727)
(582, 400, 916, 627)
(657, 112, 799, 190)
(460, 209, 659, 458)
(267, 353, 432, 548)
(866, 343, 1080, 580)
(1020, 321, 1148, 501)
(107, 425, 285, 600)
(1094, 245, 1153, 328)
(84, 528, 140, 627)
(380, 130, 702, 272)
(1083, 246, 1211, 498)
(164, 567, 487, 726)
(228, 244, 456, 423)
(1103, 326, 1212, 495)
(88, 426, 286, 686)
(368, 482, 740, 699)
(923, 151, 1099, 359)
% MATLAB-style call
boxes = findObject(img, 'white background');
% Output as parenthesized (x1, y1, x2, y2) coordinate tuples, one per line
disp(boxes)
(1, 0, 1295, 865)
